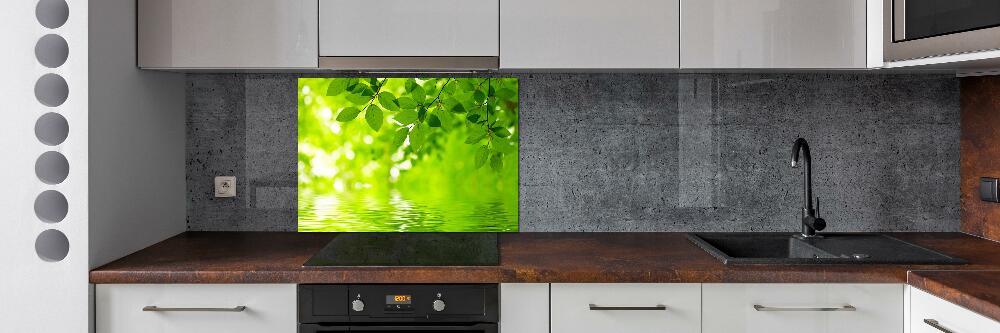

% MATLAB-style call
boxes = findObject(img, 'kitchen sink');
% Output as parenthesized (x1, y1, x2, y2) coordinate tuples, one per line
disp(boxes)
(687, 233, 966, 265)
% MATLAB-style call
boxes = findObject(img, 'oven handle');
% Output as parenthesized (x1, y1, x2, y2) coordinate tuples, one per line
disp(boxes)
(348, 323, 497, 331)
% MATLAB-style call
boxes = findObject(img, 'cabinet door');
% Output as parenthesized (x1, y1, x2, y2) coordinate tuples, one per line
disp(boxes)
(96, 284, 297, 333)
(702, 283, 903, 333)
(319, 0, 499, 57)
(680, 0, 867, 68)
(910, 287, 1000, 333)
(500, 284, 548, 333)
(501, 0, 680, 69)
(138, 0, 318, 68)
(551, 283, 700, 333)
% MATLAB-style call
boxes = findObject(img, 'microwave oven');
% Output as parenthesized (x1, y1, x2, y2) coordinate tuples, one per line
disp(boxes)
(884, 0, 1000, 62)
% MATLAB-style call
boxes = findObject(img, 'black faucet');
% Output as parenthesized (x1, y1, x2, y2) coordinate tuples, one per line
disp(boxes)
(791, 138, 826, 238)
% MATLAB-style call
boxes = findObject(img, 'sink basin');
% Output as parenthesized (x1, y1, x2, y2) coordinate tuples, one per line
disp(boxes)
(687, 233, 966, 265)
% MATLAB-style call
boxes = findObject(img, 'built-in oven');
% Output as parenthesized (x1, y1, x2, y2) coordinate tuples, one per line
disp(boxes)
(299, 284, 498, 333)
(884, 0, 1000, 61)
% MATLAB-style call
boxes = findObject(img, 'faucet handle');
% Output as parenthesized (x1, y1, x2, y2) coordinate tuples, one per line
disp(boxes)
(815, 196, 820, 218)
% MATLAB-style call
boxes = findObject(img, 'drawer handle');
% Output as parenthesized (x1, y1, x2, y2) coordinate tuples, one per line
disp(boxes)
(142, 306, 247, 312)
(589, 304, 667, 311)
(923, 319, 955, 333)
(753, 304, 856, 312)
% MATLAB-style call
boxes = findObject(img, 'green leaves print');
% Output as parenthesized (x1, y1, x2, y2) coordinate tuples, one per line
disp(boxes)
(322, 78, 519, 172)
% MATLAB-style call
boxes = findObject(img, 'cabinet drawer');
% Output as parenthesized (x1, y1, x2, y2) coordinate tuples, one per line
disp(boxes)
(96, 284, 296, 333)
(910, 287, 1000, 333)
(702, 283, 903, 333)
(551, 283, 700, 333)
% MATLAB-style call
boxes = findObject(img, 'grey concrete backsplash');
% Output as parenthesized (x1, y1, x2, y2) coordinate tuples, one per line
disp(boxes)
(186, 73, 960, 232)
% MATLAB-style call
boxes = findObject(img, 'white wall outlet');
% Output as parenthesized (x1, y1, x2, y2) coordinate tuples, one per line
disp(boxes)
(214, 176, 236, 198)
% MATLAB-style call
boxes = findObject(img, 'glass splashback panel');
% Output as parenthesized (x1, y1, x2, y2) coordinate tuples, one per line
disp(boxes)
(297, 78, 518, 232)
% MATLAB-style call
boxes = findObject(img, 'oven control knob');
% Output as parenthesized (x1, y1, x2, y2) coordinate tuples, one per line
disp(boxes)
(351, 299, 365, 312)
(432, 299, 446, 312)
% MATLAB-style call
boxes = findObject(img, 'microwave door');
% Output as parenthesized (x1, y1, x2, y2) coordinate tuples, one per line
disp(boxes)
(885, 0, 1000, 61)
(896, 0, 1000, 42)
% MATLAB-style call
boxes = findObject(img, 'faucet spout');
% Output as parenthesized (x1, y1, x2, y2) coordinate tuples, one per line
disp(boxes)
(791, 138, 825, 237)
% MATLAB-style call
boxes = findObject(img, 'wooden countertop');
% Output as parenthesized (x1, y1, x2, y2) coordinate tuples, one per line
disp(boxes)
(91, 232, 1000, 284)
(908, 270, 1000, 322)
(90, 232, 1000, 321)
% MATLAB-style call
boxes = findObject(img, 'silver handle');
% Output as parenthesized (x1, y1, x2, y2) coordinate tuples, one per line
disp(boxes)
(142, 306, 247, 312)
(589, 304, 667, 311)
(924, 319, 955, 333)
(753, 304, 856, 312)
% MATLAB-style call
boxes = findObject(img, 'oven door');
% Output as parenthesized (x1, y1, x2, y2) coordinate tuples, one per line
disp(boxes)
(300, 323, 498, 333)
(885, 0, 1000, 61)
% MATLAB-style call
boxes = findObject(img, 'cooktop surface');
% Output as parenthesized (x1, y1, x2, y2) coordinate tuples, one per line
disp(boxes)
(303, 232, 500, 267)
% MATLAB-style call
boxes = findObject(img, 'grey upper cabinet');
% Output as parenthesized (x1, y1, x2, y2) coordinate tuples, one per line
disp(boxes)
(501, 0, 680, 69)
(138, 0, 318, 69)
(680, 0, 872, 69)
(318, 0, 499, 70)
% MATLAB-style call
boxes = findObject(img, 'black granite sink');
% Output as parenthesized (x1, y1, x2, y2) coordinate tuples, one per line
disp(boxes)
(687, 233, 966, 265)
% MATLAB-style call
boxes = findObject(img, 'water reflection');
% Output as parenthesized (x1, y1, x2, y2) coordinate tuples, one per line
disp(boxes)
(298, 191, 517, 232)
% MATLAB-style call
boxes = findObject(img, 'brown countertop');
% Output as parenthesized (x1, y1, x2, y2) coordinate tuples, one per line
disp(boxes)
(908, 270, 1000, 322)
(91, 232, 1000, 284)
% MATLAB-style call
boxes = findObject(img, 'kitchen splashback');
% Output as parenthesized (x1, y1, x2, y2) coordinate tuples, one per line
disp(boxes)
(186, 73, 960, 232)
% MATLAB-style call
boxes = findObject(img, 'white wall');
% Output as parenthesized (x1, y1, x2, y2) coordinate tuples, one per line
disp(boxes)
(88, 0, 186, 270)
(0, 0, 90, 331)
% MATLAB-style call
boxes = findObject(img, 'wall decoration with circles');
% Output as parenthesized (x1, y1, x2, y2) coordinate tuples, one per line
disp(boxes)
(34, 0, 71, 263)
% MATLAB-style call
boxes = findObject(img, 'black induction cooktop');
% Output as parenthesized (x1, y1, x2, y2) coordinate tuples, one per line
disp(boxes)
(303, 233, 500, 267)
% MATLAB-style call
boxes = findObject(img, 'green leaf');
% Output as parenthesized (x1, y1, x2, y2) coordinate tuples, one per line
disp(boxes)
(435, 108, 454, 129)
(397, 97, 418, 110)
(489, 152, 504, 171)
(473, 90, 486, 104)
(474, 146, 490, 169)
(459, 80, 475, 92)
(467, 114, 481, 123)
(346, 93, 370, 105)
(365, 105, 383, 132)
(464, 128, 488, 144)
(326, 79, 349, 96)
(450, 103, 466, 113)
(336, 107, 362, 122)
(359, 87, 375, 97)
(411, 85, 426, 103)
(442, 80, 457, 94)
(378, 92, 399, 111)
(491, 126, 511, 138)
(409, 124, 426, 150)
(496, 88, 516, 100)
(417, 107, 427, 122)
(395, 109, 418, 125)
(428, 114, 441, 127)
(392, 127, 410, 148)
(493, 136, 517, 154)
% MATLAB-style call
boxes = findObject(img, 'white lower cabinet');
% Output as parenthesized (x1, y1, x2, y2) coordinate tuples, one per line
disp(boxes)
(910, 287, 1000, 333)
(96, 284, 297, 333)
(702, 283, 904, 333)
(551, 283, 701, 333)
(500, 283, 549, 333)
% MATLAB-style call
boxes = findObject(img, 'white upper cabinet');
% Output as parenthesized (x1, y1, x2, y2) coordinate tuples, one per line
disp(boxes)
(680, 0, 873, 69)
(501, 0, 680, 69)
(138, 0, 318, 69)
(319, 0, 499, 57)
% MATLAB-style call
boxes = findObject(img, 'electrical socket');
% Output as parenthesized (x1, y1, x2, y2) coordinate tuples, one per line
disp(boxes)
(215, 176, 236, 198)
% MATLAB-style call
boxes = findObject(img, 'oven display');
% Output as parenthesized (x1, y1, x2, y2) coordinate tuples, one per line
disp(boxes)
(385, 295, 414, 311)
(386, 295, 412, 304)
